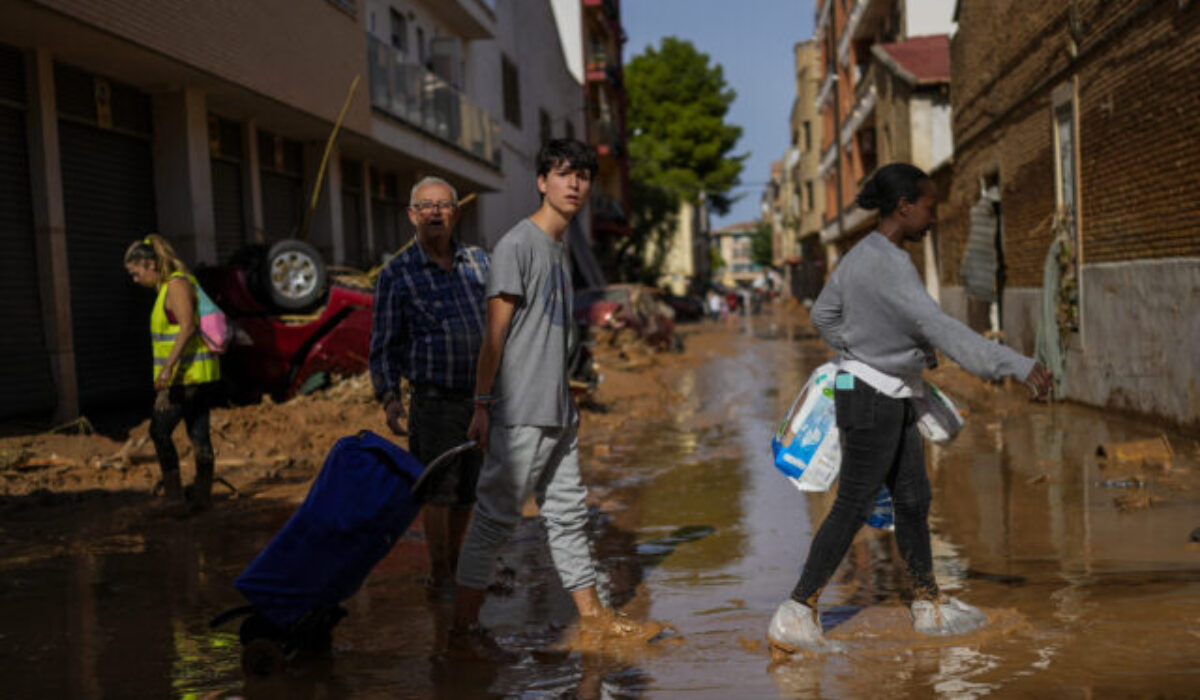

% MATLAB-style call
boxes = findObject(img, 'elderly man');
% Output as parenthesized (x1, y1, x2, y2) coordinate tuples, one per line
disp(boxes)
(369, 175, 489, 594)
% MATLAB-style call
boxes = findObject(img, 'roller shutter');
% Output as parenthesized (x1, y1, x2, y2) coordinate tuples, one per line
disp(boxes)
(0, 45, 56, 418)
(209, 116, 245, 263)
(211, 159, 244, 263)
(259, 132, 303, 242)
(341, 158, 365, 266)
(370, 168, 406, 256)
(57, 64, 157, 410)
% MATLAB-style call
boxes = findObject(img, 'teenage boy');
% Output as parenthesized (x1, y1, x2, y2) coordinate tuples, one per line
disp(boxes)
(450, 139, 662, 658)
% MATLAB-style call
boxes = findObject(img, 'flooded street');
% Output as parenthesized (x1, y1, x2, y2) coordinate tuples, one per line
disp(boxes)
(2, 310, 1198, 698)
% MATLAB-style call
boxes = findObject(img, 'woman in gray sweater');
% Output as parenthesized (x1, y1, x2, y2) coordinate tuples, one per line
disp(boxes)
(767, 163, 1053, 656)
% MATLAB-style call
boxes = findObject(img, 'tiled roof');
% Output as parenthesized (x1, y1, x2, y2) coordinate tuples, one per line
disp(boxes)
(873, 34, 950, 85)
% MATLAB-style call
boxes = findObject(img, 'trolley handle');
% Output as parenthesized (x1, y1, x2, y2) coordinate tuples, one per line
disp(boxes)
(411, 441, 478, 502)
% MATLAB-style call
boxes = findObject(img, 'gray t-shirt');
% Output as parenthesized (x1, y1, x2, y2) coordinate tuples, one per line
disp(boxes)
(487, 218, 577, 427)
(811, 231, 1035, 382)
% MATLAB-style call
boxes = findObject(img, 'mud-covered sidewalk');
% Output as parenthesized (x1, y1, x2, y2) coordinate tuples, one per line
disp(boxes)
(1, 305, 1198, 698)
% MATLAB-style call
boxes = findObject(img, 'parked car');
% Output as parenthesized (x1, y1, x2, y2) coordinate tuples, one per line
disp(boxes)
(661, 292, 705, 323)
(574, 283, 679, 351)
(197, 240, 373, 401)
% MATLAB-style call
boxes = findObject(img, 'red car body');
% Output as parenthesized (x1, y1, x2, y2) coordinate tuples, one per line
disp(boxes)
(197, 267, 374, 400)
(574, 284, 676, 350)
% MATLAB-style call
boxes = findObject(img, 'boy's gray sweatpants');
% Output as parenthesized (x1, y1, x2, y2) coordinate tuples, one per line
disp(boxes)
(455, 423, 597, 592)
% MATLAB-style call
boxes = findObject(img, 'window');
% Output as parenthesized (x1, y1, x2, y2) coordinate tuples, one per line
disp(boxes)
(1054, 101, 1076, 213)
(416, 27, 426, 66)
(502, 55, 521, 127)
(803, 121, 811, 151)
(805, 181, 814, 211)
(390, 9, 407, 53)
(539, 108, 552, 145)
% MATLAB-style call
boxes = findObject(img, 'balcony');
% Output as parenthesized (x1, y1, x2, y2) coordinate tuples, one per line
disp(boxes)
(583, 0, 620, 24)
(425, 0, 496, 40)
(585, 58, 622, 89)
(840, 82, 876, 148)
(815, 70, 835, 113)
(588, 111, 624, 157)
(367, 35, 500, 169)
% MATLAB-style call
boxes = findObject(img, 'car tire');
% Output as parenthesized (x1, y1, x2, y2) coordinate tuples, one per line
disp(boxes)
(263, 239, 326, 311)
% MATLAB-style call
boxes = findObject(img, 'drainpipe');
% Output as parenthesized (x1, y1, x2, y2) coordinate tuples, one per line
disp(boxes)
(829, 3, 845, 245)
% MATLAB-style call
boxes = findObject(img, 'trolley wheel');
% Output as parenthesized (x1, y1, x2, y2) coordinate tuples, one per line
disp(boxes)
(242, 638, 285, 676)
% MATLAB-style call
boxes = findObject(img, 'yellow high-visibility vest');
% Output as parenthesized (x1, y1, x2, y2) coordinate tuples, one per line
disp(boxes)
(150, 272, 220, 386)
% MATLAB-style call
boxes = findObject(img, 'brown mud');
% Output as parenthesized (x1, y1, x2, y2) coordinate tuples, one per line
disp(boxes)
(1, 306, 1198, 698)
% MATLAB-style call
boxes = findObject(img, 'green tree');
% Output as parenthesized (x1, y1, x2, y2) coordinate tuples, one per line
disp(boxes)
(751, 222, 774, 268)
(620, 38, 746, 281)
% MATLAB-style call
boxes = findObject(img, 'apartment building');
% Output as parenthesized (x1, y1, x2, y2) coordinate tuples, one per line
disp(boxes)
(545, 0, 628, 285)
(712, 221, 761, 289)
(812, 0, 954, 270)
(942, 0, 1200, 426)
(775, 39, 825, 301)
(0, 0, 584, 420)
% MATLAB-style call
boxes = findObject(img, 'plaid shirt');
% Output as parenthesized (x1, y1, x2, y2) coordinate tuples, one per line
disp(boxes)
(369, 240, 489, 399)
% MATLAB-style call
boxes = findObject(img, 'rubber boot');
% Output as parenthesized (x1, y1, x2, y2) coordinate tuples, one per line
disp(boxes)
(189, 456, 214, 511)
(153, 469, 187, 517)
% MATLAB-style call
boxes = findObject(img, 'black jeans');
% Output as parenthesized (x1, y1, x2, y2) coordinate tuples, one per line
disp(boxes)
(149, 383, 216, 499)
(791, 373, 938, 605)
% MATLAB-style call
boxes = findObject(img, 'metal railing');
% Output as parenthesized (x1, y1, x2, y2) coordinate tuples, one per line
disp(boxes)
(367, 34, 501, 169)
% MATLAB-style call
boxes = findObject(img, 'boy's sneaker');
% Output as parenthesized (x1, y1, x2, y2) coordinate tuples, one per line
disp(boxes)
(579, 609, 665, 643)
(911, 596, 988, 636)
(444, 624, 520, 663)
(767, 600, 842, 655)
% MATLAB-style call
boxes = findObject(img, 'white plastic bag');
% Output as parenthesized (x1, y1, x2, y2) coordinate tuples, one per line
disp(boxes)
(913, 381, 964, 444)
(771, 362, 841, 492)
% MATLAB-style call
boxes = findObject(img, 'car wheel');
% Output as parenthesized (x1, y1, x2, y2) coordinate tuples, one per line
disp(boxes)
(263, 239, 326, 311)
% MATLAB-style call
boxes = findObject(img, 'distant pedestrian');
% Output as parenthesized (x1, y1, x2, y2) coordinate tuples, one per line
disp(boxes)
(369, 175, 488, 595)
(124, 234, 221, 513)
(767, 163, 1053, 655)
(706, 289, 722, 320)
(450, 139, 664, 660)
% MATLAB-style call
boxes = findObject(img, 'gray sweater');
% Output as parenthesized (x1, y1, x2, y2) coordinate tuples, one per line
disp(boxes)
(811, 232, 1035, 383)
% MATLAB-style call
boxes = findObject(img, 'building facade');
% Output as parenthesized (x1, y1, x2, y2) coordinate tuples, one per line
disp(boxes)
(812, 0, 955, 261)
(642, 198, 710, 296)
(0, 0, 585, 421)
(779, 39, 826, 302)
(942, 0, 1200, 427)
(712, 221, 762, 289)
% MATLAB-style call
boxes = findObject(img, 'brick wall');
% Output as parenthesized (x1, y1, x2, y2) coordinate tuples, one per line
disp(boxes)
(944, 0, 1200, 290)
(1075, 0, 1200, 263)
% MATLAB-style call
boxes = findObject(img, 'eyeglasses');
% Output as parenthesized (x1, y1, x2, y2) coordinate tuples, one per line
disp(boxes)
(411, 201, 457, 213)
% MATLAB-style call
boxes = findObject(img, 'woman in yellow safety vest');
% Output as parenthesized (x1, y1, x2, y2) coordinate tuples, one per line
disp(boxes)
(124, 234, 221, 512)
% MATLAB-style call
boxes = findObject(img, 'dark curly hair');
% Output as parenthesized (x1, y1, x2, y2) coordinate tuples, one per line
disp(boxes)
(536, 138, 599, 178)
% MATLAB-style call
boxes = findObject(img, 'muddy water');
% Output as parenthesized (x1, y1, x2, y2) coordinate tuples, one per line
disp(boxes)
(2, 314, 1198, 698)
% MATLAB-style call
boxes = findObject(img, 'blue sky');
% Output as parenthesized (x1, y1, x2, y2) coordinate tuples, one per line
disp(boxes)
(622, 0, 815, 229)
